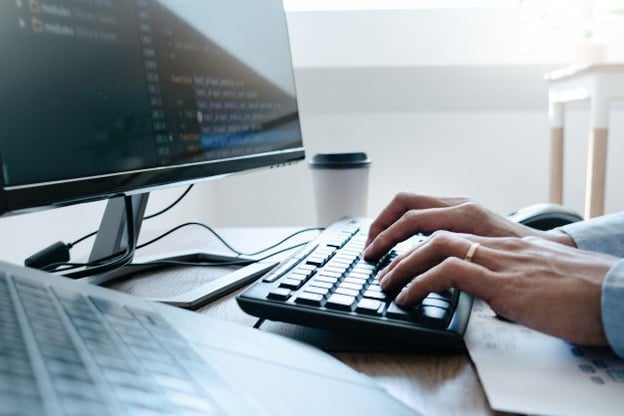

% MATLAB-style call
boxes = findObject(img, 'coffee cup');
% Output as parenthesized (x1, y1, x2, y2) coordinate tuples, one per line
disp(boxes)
(309, 152, 371, 227)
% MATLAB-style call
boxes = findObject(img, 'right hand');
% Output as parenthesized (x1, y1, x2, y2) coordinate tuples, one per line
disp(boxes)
(364, 192, 574, 261)
(375, 231, 615, 346)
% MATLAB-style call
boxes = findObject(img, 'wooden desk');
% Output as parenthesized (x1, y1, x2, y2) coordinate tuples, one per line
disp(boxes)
(107, 227, 506, 416)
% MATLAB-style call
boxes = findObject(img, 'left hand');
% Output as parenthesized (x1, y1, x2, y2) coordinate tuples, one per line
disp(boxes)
(378, 231, 618, 346)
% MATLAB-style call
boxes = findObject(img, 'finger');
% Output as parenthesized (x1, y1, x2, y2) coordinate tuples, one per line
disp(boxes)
(377, 232, 521, 286)
(378, 231, 474, 294)
(394, 257, 497, 307)
(365, 204, 473, 261)
(366, 193, 466, 246)
(376, 246, 415, 282)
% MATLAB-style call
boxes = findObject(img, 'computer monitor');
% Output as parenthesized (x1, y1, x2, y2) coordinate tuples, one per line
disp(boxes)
(0, 0, 304, 296)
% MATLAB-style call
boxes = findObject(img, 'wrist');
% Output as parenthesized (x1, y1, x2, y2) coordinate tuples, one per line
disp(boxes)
(543, 229, 577, 247)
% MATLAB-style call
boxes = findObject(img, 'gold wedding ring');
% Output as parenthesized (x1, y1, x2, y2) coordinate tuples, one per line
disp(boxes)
(464, 242, 480, 263)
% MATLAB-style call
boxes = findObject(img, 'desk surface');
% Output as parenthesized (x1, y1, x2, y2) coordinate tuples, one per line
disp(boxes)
(108, 226, 509, 416)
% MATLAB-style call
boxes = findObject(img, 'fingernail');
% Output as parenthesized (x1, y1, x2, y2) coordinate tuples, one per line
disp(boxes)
(378, 270, 390, 288)
(396, 291, 406, 305)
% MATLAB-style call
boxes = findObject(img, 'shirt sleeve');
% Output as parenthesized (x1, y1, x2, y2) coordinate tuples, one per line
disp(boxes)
(558, 213, 624, 357)
(558, 212, 624, 257)
(601, 261, 624, 358)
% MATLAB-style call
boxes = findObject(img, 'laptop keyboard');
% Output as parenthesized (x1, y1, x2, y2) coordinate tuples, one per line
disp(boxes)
(0, 272, 225, 416)
(237, 219, 472, 350)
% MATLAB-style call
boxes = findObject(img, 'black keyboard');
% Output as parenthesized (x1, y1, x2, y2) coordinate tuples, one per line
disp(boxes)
(237, 218, 472, 350)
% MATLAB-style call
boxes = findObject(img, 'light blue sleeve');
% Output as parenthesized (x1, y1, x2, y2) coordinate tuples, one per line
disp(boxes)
(558, 212, 624, 257)
(558, 213, 624, 358)
(601, 261, 624, 358)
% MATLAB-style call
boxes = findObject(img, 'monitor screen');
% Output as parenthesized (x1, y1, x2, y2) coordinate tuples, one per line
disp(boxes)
(0, 0, 304, 215)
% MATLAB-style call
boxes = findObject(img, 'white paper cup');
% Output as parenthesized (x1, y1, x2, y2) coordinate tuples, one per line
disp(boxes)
(309, 152, 371, 227)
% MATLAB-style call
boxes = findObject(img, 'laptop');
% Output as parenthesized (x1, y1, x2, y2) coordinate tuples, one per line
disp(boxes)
(0, 259, 419, 415)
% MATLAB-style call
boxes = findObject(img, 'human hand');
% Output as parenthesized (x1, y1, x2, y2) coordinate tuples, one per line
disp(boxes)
(378, 231, 617, 346)
(364, 192, 574, 261)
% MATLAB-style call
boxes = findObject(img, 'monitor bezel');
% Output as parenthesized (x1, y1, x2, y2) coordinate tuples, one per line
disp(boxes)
(0, 147, 305, 216)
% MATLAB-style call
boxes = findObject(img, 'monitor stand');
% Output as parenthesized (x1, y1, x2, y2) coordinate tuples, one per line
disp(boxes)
(82, 193, 278, 309)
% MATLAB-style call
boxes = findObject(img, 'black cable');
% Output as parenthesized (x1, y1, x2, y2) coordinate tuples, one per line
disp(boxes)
(136, 222, 323, 256)
(253, 318, 265, 329)
(144, 184, 193, 220)
(67, 230, 97, 250)
(67, 184, 193, 249)
(33, 184, 320, 276)
(43, 195, 137, 278)
(130, 241, 309, 268)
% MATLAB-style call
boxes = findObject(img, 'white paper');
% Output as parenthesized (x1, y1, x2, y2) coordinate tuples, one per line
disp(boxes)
(465, 299, 624, 416)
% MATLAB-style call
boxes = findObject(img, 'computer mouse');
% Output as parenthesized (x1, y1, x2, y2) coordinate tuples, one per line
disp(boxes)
(507, 203, 583, 230)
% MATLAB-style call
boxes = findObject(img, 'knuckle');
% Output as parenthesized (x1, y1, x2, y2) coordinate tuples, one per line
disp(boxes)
(429, 230, 454, 248)
(374, 231, 390, 248)
(368, 223, 383, 237)
(395, 191, 414, 205)
(521, 235, 540, 244)
(441, 256, 464, 272)
(460, 200, 481, 216)
(505, 237, 528, 249)
(436, 258, 465, 288)
(402, 209, 420, 224)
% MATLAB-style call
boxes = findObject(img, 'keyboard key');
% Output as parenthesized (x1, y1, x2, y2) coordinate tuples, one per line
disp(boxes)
(58, 392, 110, 415)
(313, 275, 339, 285)
(0, 391, 44, 415)
(355, 299, 383, 315)
(335, 287, 360, 297)
(385, 302, 412, 321)
(46, 359, 91, 382)
(0, 374, 38, 396)
(296, 264, 317, 275)
(324, 265, 348, 274)
(318, 270, 342, 279)
(89, 297, 132, 319)
(353, 262, 376, 271)
(288, 272, 309, 282)
(363, 290, 387, 301)
(279, 278, 304, 290)
(333, 255, 355, 264)
(294, 293, 324, 306)
(53, 376, 101, 401)
(418, 306, 448, 328)
(339, 248, 361, 255)
(306, 255, 329, 267)
(421, 298, 450, 310)
(262, 258, 304, 283)
(308, 280, 333, 290)
(304, 286, 330, 297)
(267, 288, 291, 301)
(339, 282, 364, 292)
(325, 294, 355, 311)
(346, 271, 371, 280)
(423, 292, 448, 302)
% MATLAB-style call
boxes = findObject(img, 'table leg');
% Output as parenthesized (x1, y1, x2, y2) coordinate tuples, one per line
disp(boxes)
(550, 127, 564, 204)
(584, 128, 608, 218)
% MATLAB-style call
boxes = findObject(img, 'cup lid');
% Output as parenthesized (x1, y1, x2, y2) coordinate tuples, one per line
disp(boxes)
(309, 152, 371, 169)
